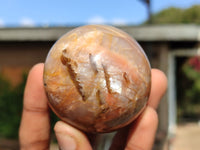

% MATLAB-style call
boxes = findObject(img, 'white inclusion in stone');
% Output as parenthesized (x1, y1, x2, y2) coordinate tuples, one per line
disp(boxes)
(93, 53, 101, 64)
(110, 77, 122, 93)
(135, 96, 139, 101)
(49, 93, 61, 104)
(99, 78, 106, 88)
(91, 53, 104, 71)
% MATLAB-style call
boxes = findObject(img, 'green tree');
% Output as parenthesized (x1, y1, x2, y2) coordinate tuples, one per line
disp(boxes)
(183, 5, 200, 23)
(0, 73, 59, 139)
(179, 56, 200, 120)
(0, 74, 26, 138)
(148, 5, 200, 24)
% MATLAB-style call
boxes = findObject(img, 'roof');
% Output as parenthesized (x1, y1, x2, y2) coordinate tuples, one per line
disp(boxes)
(0, 24, 200, 42)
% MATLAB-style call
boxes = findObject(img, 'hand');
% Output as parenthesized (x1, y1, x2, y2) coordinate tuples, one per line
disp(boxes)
(19, 63, 167, 150)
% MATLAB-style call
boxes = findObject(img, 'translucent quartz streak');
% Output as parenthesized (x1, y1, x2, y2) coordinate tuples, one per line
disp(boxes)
(44, 25, 151, 133)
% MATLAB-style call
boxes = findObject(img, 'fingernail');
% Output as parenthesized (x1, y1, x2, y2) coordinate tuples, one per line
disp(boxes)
(56, 133, 77, 150)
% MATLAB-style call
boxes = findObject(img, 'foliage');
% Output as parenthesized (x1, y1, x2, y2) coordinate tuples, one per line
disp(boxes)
(0, 73, 26, 139)
(182, 56, 200, 102)
(148, 5, 200, 24)
(0, 72, 59, 139)
(178, 56, 200, 121)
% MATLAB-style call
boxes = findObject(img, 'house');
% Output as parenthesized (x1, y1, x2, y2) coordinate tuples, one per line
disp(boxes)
(1, 25, 200, 149)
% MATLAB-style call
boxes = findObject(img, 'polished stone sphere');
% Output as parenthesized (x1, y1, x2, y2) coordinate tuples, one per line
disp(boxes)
(43, 25, 151, 133)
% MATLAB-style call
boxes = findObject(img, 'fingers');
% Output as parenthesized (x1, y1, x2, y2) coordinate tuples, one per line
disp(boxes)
(125, 107, 158, 150)
(19, 63, 50, 150)
(125, 69, 167, 150)
(19, 63, 167, 150)
(54, 121, 92, 150)
(148, 69, 168, 109)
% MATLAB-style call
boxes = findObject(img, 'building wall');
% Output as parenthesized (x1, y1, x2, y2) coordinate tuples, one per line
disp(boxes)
(0, 41, 53, 86)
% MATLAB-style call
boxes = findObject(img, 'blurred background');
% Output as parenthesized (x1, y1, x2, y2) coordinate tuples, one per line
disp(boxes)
(0, 0, 200, 150)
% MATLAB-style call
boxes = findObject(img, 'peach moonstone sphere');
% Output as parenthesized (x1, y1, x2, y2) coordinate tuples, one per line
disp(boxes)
(43, 25, 151, 133)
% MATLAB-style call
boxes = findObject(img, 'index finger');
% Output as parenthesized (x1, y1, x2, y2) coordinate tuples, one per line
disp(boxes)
(148, 69, 168, 109)
(19, 63, 50, 149)
(124, 69, 167, 150)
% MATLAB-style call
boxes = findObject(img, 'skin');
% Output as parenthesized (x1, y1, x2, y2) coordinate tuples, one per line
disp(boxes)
(19, 63, 167, 150)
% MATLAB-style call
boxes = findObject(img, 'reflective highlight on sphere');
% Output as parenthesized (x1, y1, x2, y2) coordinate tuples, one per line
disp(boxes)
(43, 25, 151, 133)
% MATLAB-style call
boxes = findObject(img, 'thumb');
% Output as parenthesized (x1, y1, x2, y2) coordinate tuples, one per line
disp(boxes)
(54, 121, 92, 150)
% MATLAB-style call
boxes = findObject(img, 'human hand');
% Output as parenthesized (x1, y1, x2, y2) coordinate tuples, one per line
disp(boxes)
(19, 63, 167, 150)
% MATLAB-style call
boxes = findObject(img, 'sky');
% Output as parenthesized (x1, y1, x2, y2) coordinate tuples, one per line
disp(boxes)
(0, 0, 200, 27)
